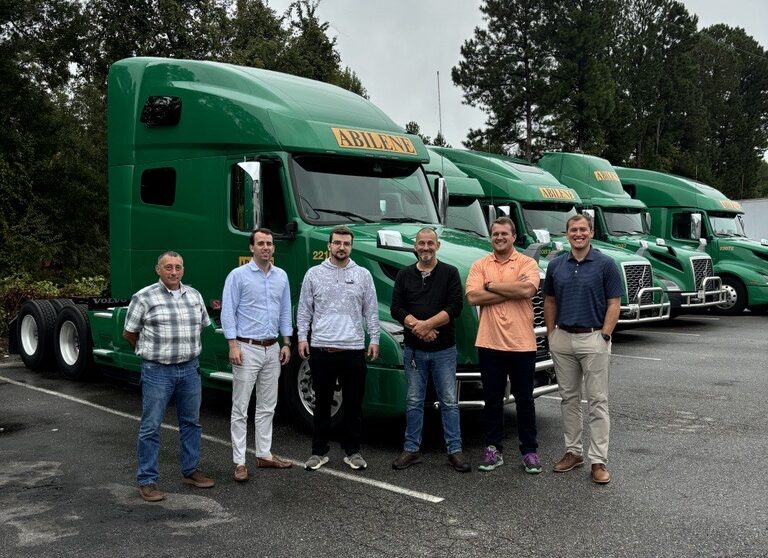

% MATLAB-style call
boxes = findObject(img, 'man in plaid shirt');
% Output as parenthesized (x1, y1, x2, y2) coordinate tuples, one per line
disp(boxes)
(123, 251, 214, 502)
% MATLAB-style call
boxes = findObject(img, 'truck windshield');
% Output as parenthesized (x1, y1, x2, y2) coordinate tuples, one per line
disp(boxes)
(291, 155, 438, 225)
(709, 213, 747, 237)
(446, 198, 489, 238)
(521, 204, 577, 236)
(603, 209, 649, 235)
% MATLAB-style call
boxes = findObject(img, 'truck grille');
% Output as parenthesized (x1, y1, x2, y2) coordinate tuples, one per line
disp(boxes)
(691, 256, 714, 289)
(533, 286, 549, 361)
(624, 263, 653, 304)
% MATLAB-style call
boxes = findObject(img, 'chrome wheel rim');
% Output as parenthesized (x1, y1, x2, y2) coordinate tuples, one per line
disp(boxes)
(20, 314, 39, 355)
(59, 320, 79, 366)
(296, 359, 343, 418)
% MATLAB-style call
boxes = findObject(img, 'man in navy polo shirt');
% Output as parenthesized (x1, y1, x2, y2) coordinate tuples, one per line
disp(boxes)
(543, 214, 623, 484)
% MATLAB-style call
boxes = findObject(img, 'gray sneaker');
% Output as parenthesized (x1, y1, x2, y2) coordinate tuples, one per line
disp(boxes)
(478, 445, 504, 472)
(304, 454, 329, 471)
(343, 453, 367, 470)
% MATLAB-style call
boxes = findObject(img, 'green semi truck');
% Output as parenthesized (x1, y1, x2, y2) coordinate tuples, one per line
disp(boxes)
(8, 57, 558, 428)
(424, 148, 556, 389)
(432, 147, 672, 324)
(614, 166, 768, 315)
(538, 153, 726, 314)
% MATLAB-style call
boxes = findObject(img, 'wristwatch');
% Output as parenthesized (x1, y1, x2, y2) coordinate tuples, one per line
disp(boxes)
(601, 333, 611, 342)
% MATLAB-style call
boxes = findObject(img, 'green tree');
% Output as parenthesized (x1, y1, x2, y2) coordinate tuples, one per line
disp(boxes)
(542, 0, 619, 153)
(689, 25, 768, 198)
(605, 0, 699, 168)
(452, 0, 550, 160)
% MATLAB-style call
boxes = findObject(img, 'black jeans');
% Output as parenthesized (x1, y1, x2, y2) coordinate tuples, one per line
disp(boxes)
(478, 348, 538, 455)
(310, 348, 367, 456)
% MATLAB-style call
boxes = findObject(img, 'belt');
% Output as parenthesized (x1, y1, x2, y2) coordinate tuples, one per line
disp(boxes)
(317, 347, 345, 353)
(558, 326, 599, 334)
(236, 337, 278, 347)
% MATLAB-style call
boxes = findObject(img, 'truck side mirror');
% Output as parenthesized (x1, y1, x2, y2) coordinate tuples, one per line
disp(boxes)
(238, 161, 262, 228)
(691, 212, 703, 241)
(434, 177, 449, 224)
(486, 204, 497, 231)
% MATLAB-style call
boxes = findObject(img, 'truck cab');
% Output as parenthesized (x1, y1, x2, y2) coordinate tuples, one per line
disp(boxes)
(615, 166, 768, 315)
(432, 147, 670, 324)
(538, 152, 725, 314)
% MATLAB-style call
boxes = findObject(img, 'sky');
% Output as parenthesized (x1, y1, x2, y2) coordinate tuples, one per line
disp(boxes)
(267, 0, 768, 149)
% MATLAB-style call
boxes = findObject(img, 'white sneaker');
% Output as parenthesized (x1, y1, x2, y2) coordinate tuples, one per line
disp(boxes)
(305, 454, 329, 471)
(343, 453, 367, 470)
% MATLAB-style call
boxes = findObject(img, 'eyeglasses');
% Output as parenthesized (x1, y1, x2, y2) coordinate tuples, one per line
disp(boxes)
(330, 240, 352, 247)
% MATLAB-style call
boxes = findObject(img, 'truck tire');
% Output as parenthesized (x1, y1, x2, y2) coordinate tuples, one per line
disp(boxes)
(53, 305, 94, 380)
(282, 345, 344, 432)
(49, 298, 76, 314)
(715, 276, 747, 315)
(17, 300, 57, 371)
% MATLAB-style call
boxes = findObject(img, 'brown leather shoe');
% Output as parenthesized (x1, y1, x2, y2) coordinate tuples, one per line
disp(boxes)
(591, 463, 611, 484)
(234, 464, 249, 482)
(182, 469, 215, 488)
(553, 452, 584, 472)
(447, 451, 471, 473)
(138, 483, 165, 502)
(392, 451, 422, 470)
(256, 455, 293, 469)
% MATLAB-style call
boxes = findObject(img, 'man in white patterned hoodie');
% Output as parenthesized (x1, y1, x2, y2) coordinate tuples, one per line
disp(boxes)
(297, 226, 380, 471)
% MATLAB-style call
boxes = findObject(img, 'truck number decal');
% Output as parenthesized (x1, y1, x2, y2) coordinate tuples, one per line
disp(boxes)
(332, 127, 416, 155)
(312, 250, 329, 260)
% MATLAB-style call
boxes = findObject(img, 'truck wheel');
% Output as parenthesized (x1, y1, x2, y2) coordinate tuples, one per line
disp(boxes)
(53, 305, 94, 380)
(17, 300, 57, 371)
(282, 346, 344, 431)
(715, 276, 747, 315)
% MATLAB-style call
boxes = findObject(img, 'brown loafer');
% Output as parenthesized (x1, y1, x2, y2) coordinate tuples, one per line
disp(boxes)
(182, 469, 215, 488)
(138, 483, 165, 502)
(234, 464, 249, 482)
(256, 455, 292, 469)
(591, 463, 611, 484)
(553, 452, 584, 473)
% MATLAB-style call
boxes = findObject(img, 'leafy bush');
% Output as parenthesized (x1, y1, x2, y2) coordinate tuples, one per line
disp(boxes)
(0, 274, 107, 338)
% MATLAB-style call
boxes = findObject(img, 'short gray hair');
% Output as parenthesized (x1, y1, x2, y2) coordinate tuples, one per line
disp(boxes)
(156, 251, 183, 266)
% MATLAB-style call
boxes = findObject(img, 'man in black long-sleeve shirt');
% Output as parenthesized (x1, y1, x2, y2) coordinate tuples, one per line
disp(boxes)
(390, 228, 470, 472)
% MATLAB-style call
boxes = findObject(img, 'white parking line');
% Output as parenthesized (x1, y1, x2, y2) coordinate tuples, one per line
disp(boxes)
(630, 330, 701, 337)
(0, 375, 444, 504)
(612, 353, 662, 361)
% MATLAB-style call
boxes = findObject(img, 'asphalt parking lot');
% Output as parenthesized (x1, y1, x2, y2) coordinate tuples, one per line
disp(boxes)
(1, 313, 767, 557)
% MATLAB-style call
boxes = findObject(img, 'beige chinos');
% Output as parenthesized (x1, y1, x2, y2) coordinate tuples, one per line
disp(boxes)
(548, 328, 611, 464)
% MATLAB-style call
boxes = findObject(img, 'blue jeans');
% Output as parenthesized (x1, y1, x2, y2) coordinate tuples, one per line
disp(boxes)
(404, 346, 462, 455)
(137, 358, 202, 485)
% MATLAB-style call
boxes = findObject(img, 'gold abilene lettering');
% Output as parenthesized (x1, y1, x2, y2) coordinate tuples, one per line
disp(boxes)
(332, 127, 417, 154)
(594, 170, 620, 181)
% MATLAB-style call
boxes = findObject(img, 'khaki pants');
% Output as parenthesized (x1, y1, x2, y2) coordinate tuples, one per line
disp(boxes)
(548, 329, 611, 464)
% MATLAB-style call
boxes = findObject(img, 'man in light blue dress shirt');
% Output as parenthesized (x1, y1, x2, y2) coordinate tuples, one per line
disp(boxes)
(221, 228, 293, 482)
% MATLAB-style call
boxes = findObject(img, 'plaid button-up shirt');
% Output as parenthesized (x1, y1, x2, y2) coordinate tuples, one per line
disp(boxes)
(124, 281, 211, 364)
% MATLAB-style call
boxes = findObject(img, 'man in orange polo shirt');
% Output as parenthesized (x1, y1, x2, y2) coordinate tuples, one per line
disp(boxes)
(466, 217, 542, 473)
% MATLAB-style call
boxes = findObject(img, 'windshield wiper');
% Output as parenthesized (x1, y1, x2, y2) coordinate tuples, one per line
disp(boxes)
(451, 226, 487, 238)
(313, 208, 374, 223)
(380, 217, 424, 223)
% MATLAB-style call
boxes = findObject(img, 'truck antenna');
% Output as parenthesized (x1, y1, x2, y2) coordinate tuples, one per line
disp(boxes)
(437, 70, 443, 140)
